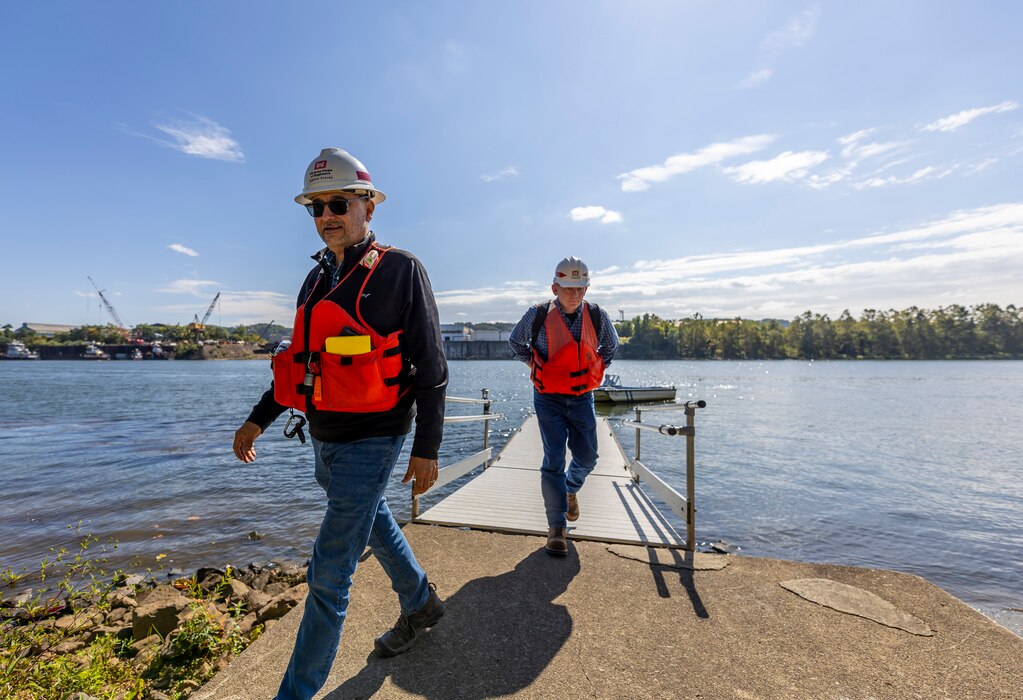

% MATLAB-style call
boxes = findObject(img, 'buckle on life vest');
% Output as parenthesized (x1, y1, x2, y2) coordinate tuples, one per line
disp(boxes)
(283, 410, 307, 444)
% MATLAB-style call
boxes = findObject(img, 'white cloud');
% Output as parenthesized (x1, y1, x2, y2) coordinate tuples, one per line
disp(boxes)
(805, 165, 856, 190)
(570, 206, 623, 224)
(152, 114, 245, 162)
(156, 291, 293, 326)
(739, 68, 773, 88)
(762, 5, 821, 56)
(168, 243, 199, 257)
(157, 279, 220, 296)
(481, 166, 519, 182)
(853, 164, 959, 189)
(618, 135, 776, 191)
(433, 203, 1023, 322)
(967, 158, 998, 174)
(922, 101, 1018, 133)
(837, 128, 875, 146)
(841, 139, 907, 161)
(740, 5, 820, 88)
(724, 150, 829, 184)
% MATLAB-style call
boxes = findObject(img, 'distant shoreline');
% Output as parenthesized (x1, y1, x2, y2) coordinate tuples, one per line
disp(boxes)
(4, 339, 1021, 362)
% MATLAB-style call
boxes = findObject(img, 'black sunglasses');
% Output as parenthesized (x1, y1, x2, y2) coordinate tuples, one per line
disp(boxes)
(305, 195, 369, 218)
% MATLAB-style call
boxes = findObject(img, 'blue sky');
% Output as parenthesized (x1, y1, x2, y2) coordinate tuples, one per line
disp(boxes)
(1, 1, 1021, 327)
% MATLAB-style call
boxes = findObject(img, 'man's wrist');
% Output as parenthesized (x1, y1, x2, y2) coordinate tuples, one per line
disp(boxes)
(411, 443, 440, 461)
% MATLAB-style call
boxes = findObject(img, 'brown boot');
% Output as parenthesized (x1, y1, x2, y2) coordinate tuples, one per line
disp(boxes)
(566, 493, 580, 522)
(546, 527, 568, 556)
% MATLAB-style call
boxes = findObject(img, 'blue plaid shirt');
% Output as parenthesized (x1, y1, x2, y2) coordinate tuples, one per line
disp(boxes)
(318, 248, 345, 288)
(509, 300, 619, 365)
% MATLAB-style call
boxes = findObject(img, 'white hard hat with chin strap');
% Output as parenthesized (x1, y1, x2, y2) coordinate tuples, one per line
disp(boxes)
(553, 256, 590, 288)
(295, 148, 386, 205)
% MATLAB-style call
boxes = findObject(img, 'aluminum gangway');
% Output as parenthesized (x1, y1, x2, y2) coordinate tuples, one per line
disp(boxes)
(412, 397, 707, 548)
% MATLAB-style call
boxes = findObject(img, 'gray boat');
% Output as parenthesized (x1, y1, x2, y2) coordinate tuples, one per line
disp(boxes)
(592, 374, 676, 403)
(4, 340, 39, 360)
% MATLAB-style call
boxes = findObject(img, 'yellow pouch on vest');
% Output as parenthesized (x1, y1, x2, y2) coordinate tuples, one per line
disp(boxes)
(324, 335, 372, 355)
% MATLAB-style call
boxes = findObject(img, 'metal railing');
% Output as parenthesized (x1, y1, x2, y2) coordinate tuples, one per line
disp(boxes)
(410, 389, 502, 519)
(620, 399, 707, 551)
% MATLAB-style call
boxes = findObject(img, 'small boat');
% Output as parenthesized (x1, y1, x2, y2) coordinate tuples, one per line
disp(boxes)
(150, 342, 170, 359)
(81, 343, 110, 360)
(593, 374, 676, 403)
(4, 340, 39, 360)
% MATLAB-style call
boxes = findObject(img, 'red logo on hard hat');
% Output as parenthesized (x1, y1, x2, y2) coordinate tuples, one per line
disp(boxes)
(356, 170, 371, 182)
(314, 160, 328, 170)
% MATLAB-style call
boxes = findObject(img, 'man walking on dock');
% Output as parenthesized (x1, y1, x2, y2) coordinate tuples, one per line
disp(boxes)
(231, 147, 448, 700)
(509, 257, 619, 555)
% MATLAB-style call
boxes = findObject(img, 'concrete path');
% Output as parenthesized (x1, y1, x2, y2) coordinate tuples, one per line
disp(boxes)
(195, 525, 1022, 700)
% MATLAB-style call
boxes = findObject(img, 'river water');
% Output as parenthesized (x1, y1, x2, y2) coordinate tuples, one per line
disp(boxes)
(0, 359, 1020, 635)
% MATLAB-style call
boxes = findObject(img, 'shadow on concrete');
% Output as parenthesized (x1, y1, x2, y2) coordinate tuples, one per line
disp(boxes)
(324, 546, 580, 700)
(647, 550, 709, 618)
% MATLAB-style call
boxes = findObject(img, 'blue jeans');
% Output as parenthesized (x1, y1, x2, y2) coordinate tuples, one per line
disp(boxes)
(534, 390, 599, 529)
(276, 435, 430, 700)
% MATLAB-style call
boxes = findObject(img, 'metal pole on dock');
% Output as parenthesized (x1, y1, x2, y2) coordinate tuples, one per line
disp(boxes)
(685, 403, 696, 552)
(482, 388, 491, 466)
(635, 407, 642, 461)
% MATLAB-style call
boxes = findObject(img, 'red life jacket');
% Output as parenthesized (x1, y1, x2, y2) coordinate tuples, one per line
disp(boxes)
(531, 300, 605, 395)
(272, 243, 409, 413)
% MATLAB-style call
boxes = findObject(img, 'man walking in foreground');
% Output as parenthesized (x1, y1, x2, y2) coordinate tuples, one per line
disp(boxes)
(232, 147, 448, 700)
(509, 257, 619, 555)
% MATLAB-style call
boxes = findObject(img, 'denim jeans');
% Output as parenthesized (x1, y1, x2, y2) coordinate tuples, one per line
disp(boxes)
(533, 390, 599, 529)
(276, 434, 430, 700)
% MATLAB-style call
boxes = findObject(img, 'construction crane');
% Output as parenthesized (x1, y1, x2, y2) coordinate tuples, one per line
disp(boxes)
(189, 292, 221, 340)
(255, 320, 275, 343)
(87, 276, 129, 334)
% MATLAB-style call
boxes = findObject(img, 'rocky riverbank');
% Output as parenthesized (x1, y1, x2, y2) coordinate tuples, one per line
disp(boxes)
(188, 343, 268, 360)
(1, 561, 308, 699)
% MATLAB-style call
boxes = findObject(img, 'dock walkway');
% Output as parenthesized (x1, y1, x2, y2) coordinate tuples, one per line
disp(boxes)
(415, 415, 686, 547)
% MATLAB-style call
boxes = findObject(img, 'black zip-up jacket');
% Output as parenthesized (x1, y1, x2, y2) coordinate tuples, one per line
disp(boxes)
(245, 233, 448, 459)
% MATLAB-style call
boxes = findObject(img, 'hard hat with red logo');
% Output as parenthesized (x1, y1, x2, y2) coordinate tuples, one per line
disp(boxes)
(294, 148, 386, 205)
(553, 256, 590, 288)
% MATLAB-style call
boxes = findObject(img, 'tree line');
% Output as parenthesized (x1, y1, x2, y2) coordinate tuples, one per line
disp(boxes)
(615, 304, 1023, 360)
(1, 323, 274, 345)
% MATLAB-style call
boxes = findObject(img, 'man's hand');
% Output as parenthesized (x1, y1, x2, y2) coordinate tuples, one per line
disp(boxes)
(402, 455, 439, 496)
(233, 421, 262, 463)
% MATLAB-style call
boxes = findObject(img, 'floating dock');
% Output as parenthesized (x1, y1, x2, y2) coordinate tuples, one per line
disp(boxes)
(415, 415, 686, 547)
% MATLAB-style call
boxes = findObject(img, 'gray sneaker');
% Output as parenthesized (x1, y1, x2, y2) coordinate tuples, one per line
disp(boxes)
(374, 582, 445, 658)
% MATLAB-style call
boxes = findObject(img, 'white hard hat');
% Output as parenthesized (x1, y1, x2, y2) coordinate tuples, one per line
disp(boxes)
(553, 256, 590, 288)
(295, 148, 386, 205)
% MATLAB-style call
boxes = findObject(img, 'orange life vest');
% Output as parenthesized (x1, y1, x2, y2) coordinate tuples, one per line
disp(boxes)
(530, 301, 605, 395)
(272, 243, 409, 413)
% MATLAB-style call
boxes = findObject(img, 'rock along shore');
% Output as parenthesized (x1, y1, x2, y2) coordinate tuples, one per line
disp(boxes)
(2, 561, 310, 699)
